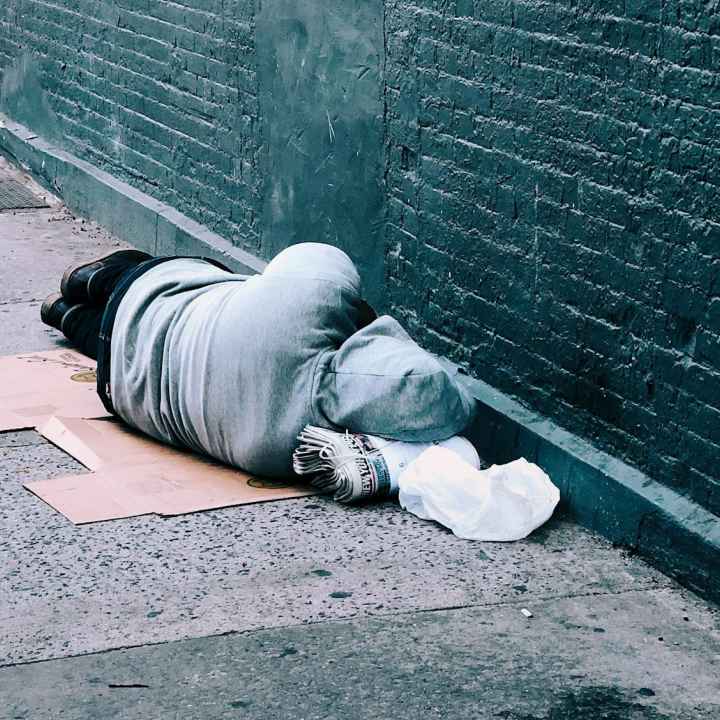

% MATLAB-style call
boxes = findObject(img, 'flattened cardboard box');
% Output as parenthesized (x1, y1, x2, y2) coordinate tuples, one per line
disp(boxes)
(0, 349, 107, 431)
(2, 350, 317, 523)
(27, 416, 316, 523)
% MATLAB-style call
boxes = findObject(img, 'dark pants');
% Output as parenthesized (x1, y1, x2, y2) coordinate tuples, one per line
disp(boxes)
(60, 255, 230, 413)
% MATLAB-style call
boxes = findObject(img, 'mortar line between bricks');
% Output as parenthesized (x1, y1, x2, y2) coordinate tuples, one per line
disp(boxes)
(118, 6, 253, 47)
(399, 2, 720, 83)
(0, 581, 676, 670)
(34, 20, 249, 107)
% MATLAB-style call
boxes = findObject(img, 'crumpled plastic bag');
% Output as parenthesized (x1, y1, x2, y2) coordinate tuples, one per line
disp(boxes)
(398, 447, 560, 541)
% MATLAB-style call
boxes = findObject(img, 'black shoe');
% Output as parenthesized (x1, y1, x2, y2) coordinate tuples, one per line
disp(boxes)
(61, 249, 152, 305)
(40, 292, 75, 331)
(41, 293, 103, 360)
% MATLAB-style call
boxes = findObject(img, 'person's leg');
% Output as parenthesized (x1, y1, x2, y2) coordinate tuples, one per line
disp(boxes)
(58, 303, 104, 359)
(40, 294, 104, 359)
(40, 250, 151, 359)
(42, 249, 153, 359)
(61, 249, 152, 305)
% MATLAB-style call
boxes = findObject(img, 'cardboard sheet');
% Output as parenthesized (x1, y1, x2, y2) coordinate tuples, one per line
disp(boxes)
(26, 466, 313, 524)
(38, 415, 182, 472)
(2, 351, 318, 523)
(0, 350, 108, 431)
(25, 416, 317, 523)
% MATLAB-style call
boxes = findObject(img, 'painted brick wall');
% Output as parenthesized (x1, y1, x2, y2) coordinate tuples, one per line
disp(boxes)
(0, 0, 261, 251)
(1, 1, 719, 514)
(384, 1, 720, 513)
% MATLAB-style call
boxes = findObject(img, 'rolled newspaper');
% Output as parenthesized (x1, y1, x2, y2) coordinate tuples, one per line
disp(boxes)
(293, 425, 480, 503)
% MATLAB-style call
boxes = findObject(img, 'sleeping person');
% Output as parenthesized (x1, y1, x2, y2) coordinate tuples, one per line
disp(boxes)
(41, 243, 476, 487)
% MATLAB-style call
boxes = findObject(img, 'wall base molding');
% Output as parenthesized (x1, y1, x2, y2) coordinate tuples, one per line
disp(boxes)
(0, 116, 266, 275)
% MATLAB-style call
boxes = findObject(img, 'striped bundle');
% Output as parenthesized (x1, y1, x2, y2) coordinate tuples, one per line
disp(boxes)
(292, 425, 393, 503)
(292, 425, 481, 504)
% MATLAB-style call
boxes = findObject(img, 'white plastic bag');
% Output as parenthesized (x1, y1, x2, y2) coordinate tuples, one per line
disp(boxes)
(398, 447, 560, 541)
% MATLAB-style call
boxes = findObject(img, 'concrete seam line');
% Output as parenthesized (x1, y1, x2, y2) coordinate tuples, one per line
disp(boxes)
(0, 582, 673, 670)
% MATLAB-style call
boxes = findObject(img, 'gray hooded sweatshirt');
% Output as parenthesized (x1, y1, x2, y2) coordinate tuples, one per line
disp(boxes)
(110, 243, 475, 477)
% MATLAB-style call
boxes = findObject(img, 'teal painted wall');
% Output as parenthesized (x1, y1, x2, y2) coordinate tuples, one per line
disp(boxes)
(257, 0, 386, 301)
(1, 1, 719, 514)
(0, 0, 262, 251)
(0, 0, 387, 297)
(383, 1, 720, 514)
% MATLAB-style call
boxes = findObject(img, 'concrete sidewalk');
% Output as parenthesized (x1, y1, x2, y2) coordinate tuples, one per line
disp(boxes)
(1, 157, 719, 719)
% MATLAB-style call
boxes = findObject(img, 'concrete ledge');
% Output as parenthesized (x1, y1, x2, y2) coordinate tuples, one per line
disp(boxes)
(462, 374, 720, 603)
(1, 116, 718, 604)
(0, 117, 266, 275)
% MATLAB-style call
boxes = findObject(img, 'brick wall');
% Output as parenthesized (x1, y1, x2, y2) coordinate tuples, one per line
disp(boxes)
(384, 0, 720, 513)
(1, 1, 719, 514)
(0, 0, 261, 252)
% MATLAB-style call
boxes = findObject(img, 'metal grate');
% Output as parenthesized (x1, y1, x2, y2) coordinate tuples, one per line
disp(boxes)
(0, 178, 50, 210)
